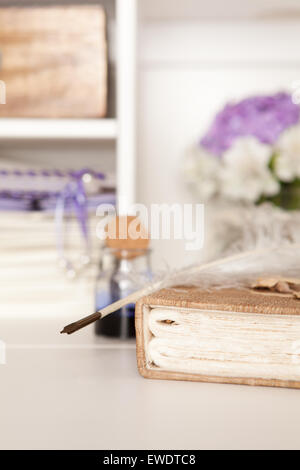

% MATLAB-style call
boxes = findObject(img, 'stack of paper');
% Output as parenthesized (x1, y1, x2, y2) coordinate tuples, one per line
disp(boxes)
(0, 211, 102, 317)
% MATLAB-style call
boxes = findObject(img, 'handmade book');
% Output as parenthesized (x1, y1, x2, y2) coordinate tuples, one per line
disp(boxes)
(135, 287, 300, 389)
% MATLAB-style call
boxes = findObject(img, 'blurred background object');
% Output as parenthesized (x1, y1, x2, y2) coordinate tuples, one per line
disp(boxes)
(0, 0, 137, 323)
(0, 5, 107, 118)
(183, 92, 300, 254)
(136, 0, 300, 268)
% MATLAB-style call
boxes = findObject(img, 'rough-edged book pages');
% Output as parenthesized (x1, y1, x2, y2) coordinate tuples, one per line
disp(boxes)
(135, 287, 300, 389)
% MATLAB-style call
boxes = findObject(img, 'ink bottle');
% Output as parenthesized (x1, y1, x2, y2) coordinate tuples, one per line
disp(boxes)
(95, 247, 152, 338)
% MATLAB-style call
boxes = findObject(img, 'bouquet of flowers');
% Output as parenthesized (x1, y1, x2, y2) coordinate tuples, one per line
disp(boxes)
(185, 92, 300, 210)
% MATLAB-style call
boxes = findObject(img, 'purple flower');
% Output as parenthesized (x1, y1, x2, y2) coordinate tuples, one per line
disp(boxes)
(200, 92, 300, 156)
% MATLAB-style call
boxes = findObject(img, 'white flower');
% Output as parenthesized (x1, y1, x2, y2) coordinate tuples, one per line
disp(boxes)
(221, 137, 279, 203)
(183, 146, 221, 200)
(275, 125, 300, 182)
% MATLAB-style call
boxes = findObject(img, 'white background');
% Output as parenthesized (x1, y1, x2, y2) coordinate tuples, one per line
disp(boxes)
(137, 2, 300, 268)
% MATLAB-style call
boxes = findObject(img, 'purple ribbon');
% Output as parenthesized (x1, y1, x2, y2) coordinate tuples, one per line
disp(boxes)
(55, 170, 106, 275)
(56, 175, 90, 266)
(0, 168, 115, 276)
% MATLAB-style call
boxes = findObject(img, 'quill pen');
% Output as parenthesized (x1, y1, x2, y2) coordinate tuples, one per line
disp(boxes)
(61, 204, 300, 334)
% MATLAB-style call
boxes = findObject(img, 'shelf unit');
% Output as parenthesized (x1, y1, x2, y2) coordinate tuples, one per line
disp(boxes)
(0, 0, 137, 214)
(0, 119, 118, 140)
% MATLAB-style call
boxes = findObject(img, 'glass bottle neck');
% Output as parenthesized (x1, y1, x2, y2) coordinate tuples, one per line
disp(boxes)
(100, 248, 151, 274)
(115, 252, 150, 273)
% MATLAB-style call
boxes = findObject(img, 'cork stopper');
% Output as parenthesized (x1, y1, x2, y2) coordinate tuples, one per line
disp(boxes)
(105, 216, 150, 259)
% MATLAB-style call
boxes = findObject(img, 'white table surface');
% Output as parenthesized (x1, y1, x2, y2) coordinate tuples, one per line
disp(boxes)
(1, 313, 300, 450)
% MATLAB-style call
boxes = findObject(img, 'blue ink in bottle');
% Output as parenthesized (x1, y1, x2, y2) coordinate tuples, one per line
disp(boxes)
(95, 248, 152, 339)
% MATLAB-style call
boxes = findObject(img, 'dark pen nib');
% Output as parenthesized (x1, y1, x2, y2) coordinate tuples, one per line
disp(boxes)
(60, 312, 102, 335)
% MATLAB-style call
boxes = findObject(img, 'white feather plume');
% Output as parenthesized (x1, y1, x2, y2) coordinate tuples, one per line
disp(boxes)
(62, 204, 300, 334)
(157, 203, 300, 291)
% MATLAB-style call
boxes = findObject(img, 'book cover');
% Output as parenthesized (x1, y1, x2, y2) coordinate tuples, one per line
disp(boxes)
(136, 287, 300, 389)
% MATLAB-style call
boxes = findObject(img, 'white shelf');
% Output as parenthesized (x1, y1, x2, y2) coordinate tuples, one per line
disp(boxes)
(139, 0, 300, 20)
(0, 0, 138, 213)
(0, 118, 118, 140)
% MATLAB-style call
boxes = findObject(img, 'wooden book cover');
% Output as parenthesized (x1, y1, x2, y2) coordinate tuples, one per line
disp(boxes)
(135, 287, 300, 389)
(0, 6, 107, 118)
